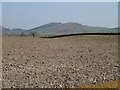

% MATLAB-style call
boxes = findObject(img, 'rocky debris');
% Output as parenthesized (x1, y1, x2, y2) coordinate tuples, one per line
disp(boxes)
(2, 36, 119, 88)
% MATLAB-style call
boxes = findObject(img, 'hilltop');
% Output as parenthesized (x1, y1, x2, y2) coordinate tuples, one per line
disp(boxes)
(2, 22, 118, 37)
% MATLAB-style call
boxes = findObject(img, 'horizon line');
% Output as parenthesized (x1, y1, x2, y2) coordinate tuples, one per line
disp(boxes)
(1, 22, 118, 30)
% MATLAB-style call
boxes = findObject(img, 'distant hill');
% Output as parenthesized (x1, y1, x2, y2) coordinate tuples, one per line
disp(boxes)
(24, 22, 118, 37)
(2, 26, 25, 35)
(1, 22, 119, 36)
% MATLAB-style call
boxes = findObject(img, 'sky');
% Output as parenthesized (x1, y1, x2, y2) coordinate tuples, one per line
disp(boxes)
(0, 3, 2, 27)
(2, 2, 118, 29)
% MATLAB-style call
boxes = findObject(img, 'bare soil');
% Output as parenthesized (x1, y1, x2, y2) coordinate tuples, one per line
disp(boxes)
(2, 35, 119, 88)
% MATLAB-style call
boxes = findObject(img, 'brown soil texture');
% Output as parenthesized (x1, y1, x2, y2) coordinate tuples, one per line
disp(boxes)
(80, 80, 119, 88)
(2, 35, 119, 88)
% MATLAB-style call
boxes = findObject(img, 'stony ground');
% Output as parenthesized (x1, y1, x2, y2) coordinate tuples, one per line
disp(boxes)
(81, 80, 119, 88)
(2, 35, 119, 88)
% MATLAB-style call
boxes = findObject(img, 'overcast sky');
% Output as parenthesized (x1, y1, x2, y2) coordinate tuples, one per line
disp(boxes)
(2, 2, 118, 29)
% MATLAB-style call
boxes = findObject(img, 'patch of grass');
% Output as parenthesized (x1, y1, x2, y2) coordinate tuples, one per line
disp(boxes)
(80, 80, 119, 88)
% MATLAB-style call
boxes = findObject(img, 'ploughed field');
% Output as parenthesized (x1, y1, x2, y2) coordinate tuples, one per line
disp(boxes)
(2, 35, 119, 88)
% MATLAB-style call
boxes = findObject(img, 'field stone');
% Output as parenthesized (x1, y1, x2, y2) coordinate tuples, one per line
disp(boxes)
(2, 36, 119, 88)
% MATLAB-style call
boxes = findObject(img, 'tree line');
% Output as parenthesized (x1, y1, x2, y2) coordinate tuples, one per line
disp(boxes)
(21, 32, 38, 37)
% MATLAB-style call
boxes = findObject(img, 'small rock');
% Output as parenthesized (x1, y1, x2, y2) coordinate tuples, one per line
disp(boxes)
(88, 50, 93, 52)
(41, 62, 45, 64)
(12, 57, 17, 60)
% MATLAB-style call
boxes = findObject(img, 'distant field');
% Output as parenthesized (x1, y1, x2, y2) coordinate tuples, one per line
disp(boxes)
(2, 35, 119, 88)
(39, 33, 119, 38)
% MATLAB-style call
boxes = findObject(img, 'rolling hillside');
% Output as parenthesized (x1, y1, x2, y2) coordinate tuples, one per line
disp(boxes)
(2, 22, 119, 37)
(2, 26, 25, 36)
